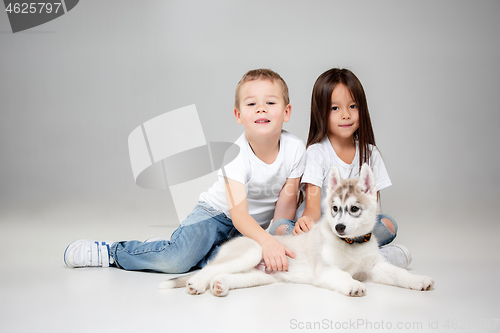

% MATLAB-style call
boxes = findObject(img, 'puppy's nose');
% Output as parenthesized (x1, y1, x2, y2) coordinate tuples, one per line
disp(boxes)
(335, 224, 346, 234)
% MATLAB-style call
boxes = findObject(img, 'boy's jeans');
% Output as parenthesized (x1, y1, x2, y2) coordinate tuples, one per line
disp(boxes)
(268, 214, 398, 247)
(110, 202, 240, 273)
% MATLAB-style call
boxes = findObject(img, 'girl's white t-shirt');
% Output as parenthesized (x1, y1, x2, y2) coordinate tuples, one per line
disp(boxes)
(295, 136, 391, 220)
(199, 130, 306, 229)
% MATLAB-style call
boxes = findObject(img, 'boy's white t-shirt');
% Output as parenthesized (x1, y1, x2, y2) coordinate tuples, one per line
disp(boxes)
(295, 136, 391, 220)
(199, 130, 306, 229)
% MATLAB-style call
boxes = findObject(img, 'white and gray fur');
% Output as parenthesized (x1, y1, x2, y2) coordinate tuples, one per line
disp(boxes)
(159, 164, 434, 297)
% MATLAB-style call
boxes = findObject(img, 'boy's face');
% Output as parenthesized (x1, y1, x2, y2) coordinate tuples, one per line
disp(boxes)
(234, 79, 291, 139)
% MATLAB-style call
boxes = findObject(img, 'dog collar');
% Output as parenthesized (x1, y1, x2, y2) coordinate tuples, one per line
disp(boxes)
(341, 233, 372, 244)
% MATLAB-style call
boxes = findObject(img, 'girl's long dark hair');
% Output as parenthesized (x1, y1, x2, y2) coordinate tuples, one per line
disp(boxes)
(307, 68, 376, 170)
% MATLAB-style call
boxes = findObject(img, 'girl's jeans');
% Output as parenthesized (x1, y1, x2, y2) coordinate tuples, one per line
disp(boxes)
(110, 202, 240, 273)
(267, 214, 397, 247)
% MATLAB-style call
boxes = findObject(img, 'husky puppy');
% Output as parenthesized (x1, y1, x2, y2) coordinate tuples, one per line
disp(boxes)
(159, 164, 434, 297)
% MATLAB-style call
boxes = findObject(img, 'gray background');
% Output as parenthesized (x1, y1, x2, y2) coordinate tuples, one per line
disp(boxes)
(1, 1, 499, 332)
(2, 1, 499, 223)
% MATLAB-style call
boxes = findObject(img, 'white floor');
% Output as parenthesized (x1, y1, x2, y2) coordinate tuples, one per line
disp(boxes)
(1, 199, 499, 333)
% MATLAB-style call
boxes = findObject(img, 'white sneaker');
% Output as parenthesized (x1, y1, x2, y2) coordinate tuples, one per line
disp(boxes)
(64, 240, 115, 267)
(380, 244, 412, 268)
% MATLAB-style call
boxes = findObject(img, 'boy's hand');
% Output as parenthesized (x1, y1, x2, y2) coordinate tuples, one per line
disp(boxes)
(261, 237, 296, 272)
(293, 216, 316, 235)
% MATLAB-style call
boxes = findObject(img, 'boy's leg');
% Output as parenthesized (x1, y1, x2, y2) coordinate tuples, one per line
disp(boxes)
(110, 202, 234, 273)
(195, 227, 242, 269)
(267, 218, 295, 236)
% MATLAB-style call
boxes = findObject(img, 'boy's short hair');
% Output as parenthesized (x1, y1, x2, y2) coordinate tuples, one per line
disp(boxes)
(235, 69, 290, 108)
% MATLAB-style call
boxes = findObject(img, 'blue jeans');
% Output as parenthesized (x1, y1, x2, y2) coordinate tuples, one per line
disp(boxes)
(110, 202, 240, 273)
(268, 214, 397, 247)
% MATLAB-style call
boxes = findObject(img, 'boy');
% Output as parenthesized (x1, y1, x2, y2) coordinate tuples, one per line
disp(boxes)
(64, 69, 306, 273)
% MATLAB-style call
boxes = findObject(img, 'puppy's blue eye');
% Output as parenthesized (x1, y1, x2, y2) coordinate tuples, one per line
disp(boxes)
(350, 206, 359, 213)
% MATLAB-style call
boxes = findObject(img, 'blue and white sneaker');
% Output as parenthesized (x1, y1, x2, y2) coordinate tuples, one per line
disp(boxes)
(64, 240, 115, 268)
(380, 244, 412, 268)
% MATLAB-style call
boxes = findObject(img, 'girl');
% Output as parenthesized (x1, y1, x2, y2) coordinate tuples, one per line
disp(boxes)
(269, 68, 411, 268)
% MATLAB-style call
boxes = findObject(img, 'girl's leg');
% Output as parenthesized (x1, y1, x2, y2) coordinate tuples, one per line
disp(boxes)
(374, 214, 412, 268)
(111, 202, 234, 274)
(267, 218, 295, 236)
(373, 214, 398, 247)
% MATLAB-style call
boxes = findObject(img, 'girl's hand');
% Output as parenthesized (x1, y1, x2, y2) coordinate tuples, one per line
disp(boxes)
(293, 216, 316, 235)
(261, 237, 296, 272)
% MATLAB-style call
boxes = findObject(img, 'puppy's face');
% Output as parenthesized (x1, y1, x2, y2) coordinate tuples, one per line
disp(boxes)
(325, 164, 378, 238)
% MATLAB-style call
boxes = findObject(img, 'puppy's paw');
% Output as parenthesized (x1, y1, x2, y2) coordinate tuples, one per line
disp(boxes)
(186, 276, 208, 295)
(210, 276, 229, 297)
(407, 275, 434, 291)
(339, 280, 367, 297)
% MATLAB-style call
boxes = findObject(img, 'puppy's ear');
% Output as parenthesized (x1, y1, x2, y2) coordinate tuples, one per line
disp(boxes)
(357, 163, 376, 196)
(327, 166, 342, 197)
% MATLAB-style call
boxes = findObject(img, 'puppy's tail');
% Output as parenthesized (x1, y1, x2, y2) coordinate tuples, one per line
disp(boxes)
(159, 274, 193, 289)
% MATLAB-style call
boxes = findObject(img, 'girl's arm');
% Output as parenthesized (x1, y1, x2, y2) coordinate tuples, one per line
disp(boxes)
(293, 183, 322, 235)
(273, 177, 301, 221)
(225, 178, 295, 272)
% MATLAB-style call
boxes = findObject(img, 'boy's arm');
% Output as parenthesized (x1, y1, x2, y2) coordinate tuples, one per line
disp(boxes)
(225, 178, 295, 272)
(293, 183, 322, 235)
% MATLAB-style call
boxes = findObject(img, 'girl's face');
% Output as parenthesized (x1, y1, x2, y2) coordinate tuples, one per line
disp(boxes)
(328, 84, 359, 141)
